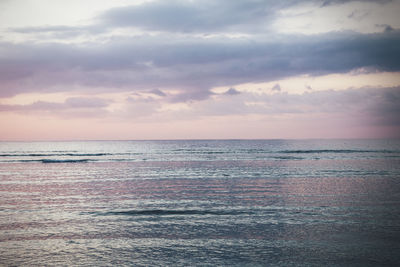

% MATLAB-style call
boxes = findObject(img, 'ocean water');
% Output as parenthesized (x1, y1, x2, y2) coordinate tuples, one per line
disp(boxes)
(1, 139, 400, 266)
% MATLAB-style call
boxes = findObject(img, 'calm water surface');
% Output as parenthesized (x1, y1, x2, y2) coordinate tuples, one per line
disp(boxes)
(1, 140, 400, 266)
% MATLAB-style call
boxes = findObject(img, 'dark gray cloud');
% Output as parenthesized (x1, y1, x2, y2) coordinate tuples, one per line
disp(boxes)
(170, 89, 215, 102)
(271, 84, 281, 91)
(148, 89, 167, 97)
(1, 29, 399, 99)
(321, 0, 392, 7)
(375, 24, 395, 33)
(224, 88, 241, 95)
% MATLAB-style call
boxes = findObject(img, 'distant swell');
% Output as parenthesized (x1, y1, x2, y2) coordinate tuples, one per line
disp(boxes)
(0, 153, 114, 157)
(278, 149, 397, 154)
(41, 159, 92, 163)
(97, 209, 250, 216)
(272, 156, 304, 160)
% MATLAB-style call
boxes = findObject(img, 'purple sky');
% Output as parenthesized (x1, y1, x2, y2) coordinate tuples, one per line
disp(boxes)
(0, 0, 400, 140)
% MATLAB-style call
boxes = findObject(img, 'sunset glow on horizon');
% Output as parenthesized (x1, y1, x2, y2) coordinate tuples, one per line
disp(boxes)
(1, 0, 400, 140)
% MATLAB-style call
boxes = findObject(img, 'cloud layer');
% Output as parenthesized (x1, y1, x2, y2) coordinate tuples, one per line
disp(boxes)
(0, 0, 399, 139)
(1, 30, 399, 99)
(1, 86, 398, 127)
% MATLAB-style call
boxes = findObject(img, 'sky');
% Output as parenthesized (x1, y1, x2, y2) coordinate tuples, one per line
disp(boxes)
(0, 0, 400, 140)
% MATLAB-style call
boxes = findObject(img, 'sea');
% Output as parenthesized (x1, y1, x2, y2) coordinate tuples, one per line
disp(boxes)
(0, 139, 400, 266)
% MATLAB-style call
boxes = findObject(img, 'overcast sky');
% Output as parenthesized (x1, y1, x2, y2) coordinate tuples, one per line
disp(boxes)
(0, 0, 399, 140)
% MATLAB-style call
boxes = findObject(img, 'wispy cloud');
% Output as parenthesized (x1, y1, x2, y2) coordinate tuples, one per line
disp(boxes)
(0, 97, 110, 118)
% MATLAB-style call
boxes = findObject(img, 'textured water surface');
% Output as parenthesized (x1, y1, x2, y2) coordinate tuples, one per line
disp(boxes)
(1, 140, 400, 266)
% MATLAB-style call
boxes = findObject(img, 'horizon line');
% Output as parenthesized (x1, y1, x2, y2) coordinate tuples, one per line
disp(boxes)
(1, 137, 399, 142)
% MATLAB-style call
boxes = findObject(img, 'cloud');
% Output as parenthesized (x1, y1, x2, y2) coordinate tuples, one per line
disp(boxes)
(375, 24, 395, 33)
(148, 89, 166, 97)
(120, 86, 400, 127)
(170, 89, 215, 103)
(99, 0, 393, 34)
(189, 86, 400, 128)
(1, 86, 399, 132)
(0, 97, 110, 117)
(1, 0, 399, 107)
(63, 97, 109, 108)
(271, 84, 281, 91)
(224, 88, 241, 95)
(321, 0, 392, 7)
(100, 0, 283, 33)
(11, 25, 88, 34)
(8, 25, 103, 39)
(1, 29, 399, 100)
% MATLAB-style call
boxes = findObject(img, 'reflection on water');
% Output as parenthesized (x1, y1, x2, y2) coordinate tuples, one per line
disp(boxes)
(1, 140, 400, 266)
